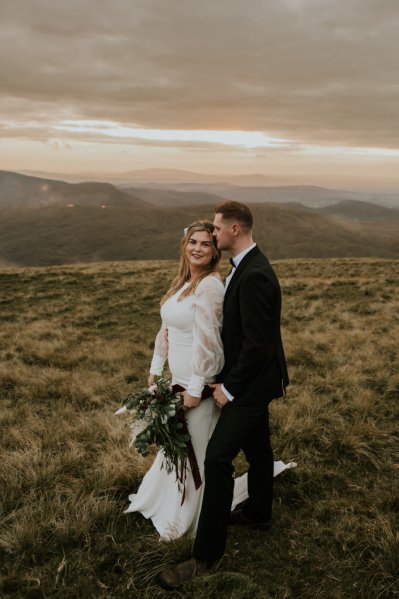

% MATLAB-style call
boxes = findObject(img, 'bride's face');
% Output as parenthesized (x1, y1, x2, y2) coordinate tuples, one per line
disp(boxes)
(185, 230, 215, 269)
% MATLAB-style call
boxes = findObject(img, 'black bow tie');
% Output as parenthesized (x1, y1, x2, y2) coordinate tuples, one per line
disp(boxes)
(225, 258, 236, 282)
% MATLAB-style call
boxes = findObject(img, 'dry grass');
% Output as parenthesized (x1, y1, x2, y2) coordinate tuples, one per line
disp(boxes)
(0, 258, 398, 598)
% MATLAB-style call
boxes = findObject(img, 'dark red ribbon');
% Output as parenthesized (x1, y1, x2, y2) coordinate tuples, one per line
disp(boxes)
(172, 384, 214, 504)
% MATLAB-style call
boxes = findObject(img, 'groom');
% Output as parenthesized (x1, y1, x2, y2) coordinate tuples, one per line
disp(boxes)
(158, 200, 289, 589)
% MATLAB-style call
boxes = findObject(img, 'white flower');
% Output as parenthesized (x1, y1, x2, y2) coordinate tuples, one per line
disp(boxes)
(161, 415, 168, 425)
(114, 405, 127, 416)
(148, 384, 158, 396)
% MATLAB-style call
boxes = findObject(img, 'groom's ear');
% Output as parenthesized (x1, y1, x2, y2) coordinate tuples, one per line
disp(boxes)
(231, 223, 240, 236)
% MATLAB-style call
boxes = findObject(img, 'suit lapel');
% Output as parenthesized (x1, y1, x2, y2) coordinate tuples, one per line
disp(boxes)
(224, 245, 260, 305)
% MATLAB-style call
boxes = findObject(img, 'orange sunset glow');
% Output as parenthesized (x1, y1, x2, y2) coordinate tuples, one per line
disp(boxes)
(1, 0, 399, 190)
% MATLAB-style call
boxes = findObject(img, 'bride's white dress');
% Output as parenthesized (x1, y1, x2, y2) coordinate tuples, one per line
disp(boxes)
(125, 275, 296, 539)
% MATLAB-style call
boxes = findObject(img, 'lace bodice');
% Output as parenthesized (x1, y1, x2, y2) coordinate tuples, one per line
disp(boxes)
(149, 275, 225, 397)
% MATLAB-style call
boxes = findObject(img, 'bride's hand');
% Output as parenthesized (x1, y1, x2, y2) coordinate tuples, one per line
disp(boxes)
(182, 391, 201, 409)
(148, 373, 155, 387)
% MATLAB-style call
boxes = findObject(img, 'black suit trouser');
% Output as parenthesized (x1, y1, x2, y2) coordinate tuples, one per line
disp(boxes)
(192, 401, 273, 564)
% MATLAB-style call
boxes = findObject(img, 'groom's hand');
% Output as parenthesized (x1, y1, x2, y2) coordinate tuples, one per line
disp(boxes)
(182, 391, 201, 409)
(210, 383, 229, 409)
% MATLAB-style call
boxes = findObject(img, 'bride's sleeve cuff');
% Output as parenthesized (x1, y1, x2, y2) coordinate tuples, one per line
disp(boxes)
(187, 374, 205, 398)
(149, 355, 165, 376)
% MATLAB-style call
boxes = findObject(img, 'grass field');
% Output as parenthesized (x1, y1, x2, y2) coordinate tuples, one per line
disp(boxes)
(0, 258, 398, 599)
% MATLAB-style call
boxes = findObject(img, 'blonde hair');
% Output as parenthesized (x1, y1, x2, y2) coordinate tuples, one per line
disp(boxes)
(161, 220, 221, 304)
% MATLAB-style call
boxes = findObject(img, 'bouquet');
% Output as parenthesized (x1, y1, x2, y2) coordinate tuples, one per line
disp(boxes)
(115, 377, 192, 485)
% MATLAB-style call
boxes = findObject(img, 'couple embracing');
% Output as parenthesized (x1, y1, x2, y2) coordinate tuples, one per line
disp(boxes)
(125, 200, 289, 589)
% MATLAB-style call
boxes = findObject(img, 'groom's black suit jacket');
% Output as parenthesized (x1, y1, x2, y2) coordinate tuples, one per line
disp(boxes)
(217, 245, 289, 407)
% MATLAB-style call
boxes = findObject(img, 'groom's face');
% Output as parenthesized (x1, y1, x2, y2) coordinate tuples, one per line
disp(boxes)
(213, 213, 234, 251)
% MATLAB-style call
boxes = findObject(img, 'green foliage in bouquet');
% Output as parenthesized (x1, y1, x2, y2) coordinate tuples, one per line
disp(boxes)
(120, 377, 191, 479)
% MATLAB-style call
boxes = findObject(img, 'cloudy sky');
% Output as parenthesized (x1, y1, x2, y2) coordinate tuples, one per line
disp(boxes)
(1, 0, 398, 188)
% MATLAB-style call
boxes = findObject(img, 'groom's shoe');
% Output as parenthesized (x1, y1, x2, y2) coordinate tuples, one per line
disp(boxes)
(230, 509, 272, 531)
(156, 558, 211, 589)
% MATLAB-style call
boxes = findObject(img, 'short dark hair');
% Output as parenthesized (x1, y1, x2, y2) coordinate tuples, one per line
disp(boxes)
(214, 200, 253, 231)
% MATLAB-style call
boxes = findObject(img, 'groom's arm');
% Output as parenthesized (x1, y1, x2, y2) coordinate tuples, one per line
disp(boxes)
(223, 269, 278, 399)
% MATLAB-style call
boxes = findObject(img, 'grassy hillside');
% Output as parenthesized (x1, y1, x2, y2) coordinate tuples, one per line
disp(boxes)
(1, 202, 399, 267)
(0, 258, 398, 599)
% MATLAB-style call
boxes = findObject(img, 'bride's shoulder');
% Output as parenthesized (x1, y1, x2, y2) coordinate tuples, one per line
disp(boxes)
(197, 273, 224, 292)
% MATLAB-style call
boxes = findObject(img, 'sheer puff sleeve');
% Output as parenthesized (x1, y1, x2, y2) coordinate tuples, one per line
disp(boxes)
(187, 276, 225, 397)
(149, 321, 168, 376)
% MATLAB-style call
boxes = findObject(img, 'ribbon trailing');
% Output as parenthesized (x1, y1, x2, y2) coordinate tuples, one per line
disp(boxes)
(172, 383, 214, 505)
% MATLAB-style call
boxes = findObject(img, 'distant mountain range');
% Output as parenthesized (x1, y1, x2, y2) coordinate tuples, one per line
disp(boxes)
(19, 168, 293, 187)
(125, 183, 399, 210)
(0, 170, 398, 266)
(319, 199, 399, 221)
(18, 168, 399, 208)
(0, 170, 149, 210)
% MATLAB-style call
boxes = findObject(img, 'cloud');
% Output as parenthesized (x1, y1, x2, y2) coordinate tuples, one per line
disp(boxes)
(0, 0, 398, 148)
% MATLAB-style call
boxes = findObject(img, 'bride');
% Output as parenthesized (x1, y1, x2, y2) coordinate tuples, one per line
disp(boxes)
(125, 221, 293, 539)
(125, 220, 224, 539)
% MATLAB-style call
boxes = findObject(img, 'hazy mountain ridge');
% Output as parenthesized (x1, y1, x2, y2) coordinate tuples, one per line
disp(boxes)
(126, 182, 347, 207)
(319, 199, 399, 221)
(18, 168, 399, 208)
(0, 170, 151, 209)
(157, 182, 399, 209)
(1, 170, 398, 266)
(123, 186, 226, 208)
(19, 167, 291, 187)
(1, 202, 398, 267)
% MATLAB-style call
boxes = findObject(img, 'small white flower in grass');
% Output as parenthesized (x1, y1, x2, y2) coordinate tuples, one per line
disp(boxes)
(114, 405, 128, 415)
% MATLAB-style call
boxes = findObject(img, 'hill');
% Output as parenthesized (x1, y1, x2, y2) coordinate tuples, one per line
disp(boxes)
(319, 199, 399, 221)
(19, 167, 292, 187)
(0, 170, 150, 209)
(124, 180, 399, 210)
(13, 170, 357, 208)
(19, 168, 399, 208)
(123, 186, 226, 208)
(1, 202, 398, 267)
(148, 183, 368, 208)
(123, 184, 366, 209)
(1, 171, 398, 266)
